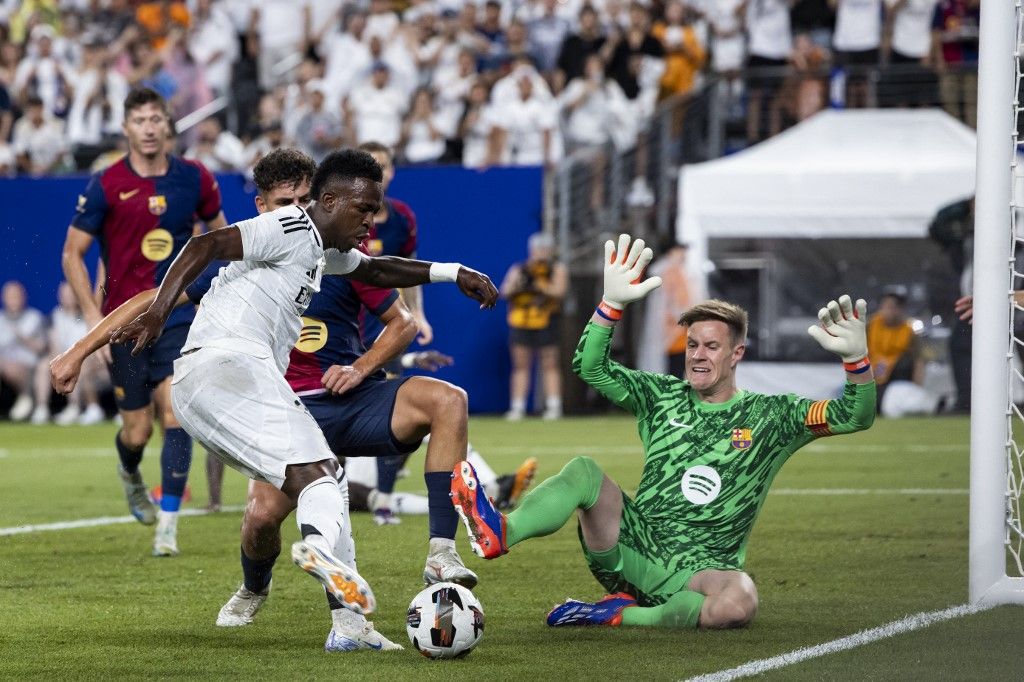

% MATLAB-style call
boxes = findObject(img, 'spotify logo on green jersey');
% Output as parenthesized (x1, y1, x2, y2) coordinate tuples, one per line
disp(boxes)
(681, 465, 721, 505)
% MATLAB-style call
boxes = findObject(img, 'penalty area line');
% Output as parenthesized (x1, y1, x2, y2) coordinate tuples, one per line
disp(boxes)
(684, 602, 993, 682)
(0, 505, 244, 537)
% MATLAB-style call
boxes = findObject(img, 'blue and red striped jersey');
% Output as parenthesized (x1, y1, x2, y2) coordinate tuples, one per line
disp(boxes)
(286, 272, 399, 394)
(71, 155, 222, 326)
(361, 196, 416, 345)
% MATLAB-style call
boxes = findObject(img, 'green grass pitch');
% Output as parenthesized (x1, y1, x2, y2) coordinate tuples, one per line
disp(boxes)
(0, 416, 1021, 680)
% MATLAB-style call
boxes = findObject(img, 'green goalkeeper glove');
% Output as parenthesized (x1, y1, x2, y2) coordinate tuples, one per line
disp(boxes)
(807, 294, 868, 363)
(602, 234, 663, 310)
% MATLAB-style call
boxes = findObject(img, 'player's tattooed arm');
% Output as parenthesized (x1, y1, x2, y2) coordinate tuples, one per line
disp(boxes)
(347, 256, 499, 309)
(110, 228, 243, 354)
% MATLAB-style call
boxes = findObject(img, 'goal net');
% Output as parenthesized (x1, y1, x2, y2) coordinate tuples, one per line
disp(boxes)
(970, 0, 1024, 604)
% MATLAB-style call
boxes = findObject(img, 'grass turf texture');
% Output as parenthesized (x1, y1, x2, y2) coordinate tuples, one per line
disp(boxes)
(0, 416, 1021, 680)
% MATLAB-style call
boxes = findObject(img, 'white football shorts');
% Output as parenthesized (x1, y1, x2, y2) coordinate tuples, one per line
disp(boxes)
(171, 346, 334, 489)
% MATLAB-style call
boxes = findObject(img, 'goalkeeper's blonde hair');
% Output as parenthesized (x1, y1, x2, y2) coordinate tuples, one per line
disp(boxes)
(678, 300, 748, 347)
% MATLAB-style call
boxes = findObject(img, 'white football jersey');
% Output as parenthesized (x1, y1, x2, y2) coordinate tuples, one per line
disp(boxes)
(183, 205, 364, 373)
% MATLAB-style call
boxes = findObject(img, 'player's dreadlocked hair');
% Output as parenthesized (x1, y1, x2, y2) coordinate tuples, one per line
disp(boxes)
(679, 300, 749, 347)
(252, 148, 317, 196)
(311, 149, 383, 199)
(124, 87, 170, 117)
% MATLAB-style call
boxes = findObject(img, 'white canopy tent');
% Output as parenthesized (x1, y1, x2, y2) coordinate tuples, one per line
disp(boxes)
(675, 109, 977, 398)
(677, 108, 977, 279)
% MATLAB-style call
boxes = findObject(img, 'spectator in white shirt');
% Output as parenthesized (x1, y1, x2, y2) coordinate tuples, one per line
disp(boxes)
(882, 0, 940, 107)
(66, 40, 129, 147)
(346, 61, 407, 148)
(433, 47, 478, 137)
(459, 80, 497, 168)
(401, 87, 448, 164)
(185, 116, 247, 171)
(253, 0, 308, 90)
(188, 0, 239, 97)
(365, 0, 402, 43)
(830, 0, 882, 107)
(487, 71, 560, 167)
(30, 282, 106, 426)
(321, 9, 373, 101)
(1, 280, 47, 422)
(745, 0, 793, 142)
(13, 95, 69, 175)
(13, 24, 72, 115)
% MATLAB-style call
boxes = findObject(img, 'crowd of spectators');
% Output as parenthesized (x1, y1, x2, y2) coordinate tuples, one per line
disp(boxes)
(0, 0, 980, 177)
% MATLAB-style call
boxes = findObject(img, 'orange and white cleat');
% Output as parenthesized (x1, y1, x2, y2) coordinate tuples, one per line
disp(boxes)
(291, 540, 376, 615)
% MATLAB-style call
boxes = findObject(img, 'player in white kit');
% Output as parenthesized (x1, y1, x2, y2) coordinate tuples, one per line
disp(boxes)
(110, 149, 498, 627)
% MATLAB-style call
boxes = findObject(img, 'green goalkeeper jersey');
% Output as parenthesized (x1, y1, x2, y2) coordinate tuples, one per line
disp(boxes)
(573, 322, 875, 572)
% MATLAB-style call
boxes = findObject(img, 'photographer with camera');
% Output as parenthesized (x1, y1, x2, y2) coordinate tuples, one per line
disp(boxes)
(500, 232, 568, 420)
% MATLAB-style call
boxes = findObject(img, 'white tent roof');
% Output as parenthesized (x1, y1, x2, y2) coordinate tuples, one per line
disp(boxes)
(677, 109, 977, 245)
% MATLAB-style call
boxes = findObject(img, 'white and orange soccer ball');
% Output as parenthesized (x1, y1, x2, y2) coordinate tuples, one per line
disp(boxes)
(406, 582, 484, 659)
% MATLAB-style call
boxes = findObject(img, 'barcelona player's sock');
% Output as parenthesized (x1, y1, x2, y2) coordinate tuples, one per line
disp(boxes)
(425, 471, 458, 539)
(240, 546, 278, 594)
(160, 427, 192, 512)
(620, 590, 704, 629)
(506, 456, 604, 547)
(115, 430, 144, 474)
(376, 455, 402, 494)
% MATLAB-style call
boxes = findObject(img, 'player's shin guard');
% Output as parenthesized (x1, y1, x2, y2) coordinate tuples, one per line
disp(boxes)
(425, 471, 459, 540)
(160, 427, 192, 512)
(296, 476, 344, 553)
(506, 455, 604, 546)
(620, 590, 704, 629)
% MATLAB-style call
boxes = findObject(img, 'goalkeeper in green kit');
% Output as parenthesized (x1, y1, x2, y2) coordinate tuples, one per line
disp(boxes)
(451, 234, 876, 629)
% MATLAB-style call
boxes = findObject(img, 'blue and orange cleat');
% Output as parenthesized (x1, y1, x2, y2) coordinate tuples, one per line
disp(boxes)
(450, 461, 508, 559)
(546, 593, 638, 627)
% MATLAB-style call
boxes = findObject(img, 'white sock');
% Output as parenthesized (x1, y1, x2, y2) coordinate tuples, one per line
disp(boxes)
(331, 603, 367, 633)
(157, 510, 178, 528)
(334, 472, 357, 569)
(509, 398, 526, 413)
(296, 476, 343, 554)
(373, 491, 393, 511)
(429, 537, 455, 553)
(545, 396, 562, 412)
(392, 492, 430, 514)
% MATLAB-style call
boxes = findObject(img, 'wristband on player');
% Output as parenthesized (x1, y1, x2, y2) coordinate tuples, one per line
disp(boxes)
(596, 300, 624, 322)
(843, 357, 871, 374)
(429, 262, 461, 283)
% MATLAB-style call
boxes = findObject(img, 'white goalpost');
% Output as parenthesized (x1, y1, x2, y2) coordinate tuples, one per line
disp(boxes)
(969, 0, 1024, 605)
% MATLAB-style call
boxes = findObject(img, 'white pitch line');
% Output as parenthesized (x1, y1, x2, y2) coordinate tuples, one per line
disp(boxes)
(684, 603, 992, 682)
(0, 505, 244, 537)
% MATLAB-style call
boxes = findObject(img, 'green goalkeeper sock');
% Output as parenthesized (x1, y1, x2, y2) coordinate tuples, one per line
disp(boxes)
(506, 456, 605, 547)
(621, 590, 705, 629)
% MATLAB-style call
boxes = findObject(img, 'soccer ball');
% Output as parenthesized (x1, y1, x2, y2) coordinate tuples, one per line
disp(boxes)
(406, 582, 484, 659)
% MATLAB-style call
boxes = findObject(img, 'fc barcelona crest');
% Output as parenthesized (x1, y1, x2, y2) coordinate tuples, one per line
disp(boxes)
(148, 195, 168, 215)
(731, 428, 752, 450)
(366, 238, 383, 256)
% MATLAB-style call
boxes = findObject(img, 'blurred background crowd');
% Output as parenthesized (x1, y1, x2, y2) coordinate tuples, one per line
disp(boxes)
(0, 0, 978, 180)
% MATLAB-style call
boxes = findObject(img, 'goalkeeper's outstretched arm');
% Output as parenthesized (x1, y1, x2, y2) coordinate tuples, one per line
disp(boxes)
(805, 294, 876, 435)
(572, 234, 663, 414)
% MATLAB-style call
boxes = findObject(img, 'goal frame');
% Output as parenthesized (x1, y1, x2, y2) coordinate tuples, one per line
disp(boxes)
(969, 0, 1024, 605)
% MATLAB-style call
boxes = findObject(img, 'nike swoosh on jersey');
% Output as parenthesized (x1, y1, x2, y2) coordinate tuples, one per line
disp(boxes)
(119, 189, 141, 200)
(668, 418, 694, 429)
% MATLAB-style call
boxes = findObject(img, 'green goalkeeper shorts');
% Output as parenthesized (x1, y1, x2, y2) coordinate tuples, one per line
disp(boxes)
(578, 492, 738, 607)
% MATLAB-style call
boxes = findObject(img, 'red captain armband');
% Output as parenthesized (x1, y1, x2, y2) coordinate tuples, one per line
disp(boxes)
(596, 300, 624, 322)
(843, 357, 871, 374)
